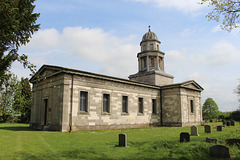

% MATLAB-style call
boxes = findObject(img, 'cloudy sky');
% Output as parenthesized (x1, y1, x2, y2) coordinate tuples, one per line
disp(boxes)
(13, 0, 240, 112)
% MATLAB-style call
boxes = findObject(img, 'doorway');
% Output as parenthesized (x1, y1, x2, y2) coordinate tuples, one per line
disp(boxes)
(44, 99, 48, 125)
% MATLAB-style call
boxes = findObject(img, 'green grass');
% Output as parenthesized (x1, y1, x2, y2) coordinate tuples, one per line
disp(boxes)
(1, 123, 240, 160)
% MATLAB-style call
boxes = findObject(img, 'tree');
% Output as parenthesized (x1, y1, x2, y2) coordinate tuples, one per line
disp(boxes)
(13, 78, 32, 122)
(235, 79, 240, 108)
(201, 0, 240, 32)
(0, 0, 40, 88)
(0, 72, 19, 122)
(202, 98, 220, 120)
(229, 110, 240, 121)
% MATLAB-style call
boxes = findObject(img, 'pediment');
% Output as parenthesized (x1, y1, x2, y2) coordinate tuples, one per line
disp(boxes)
(30, 65, 62, 83)
(181, 81, 203, 91)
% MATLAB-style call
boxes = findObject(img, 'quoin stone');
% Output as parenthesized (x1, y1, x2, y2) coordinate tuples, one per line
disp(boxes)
(204, 125, 211, 133)
(191, 126, 199, 136)
(119, 134, 127, 147)
(180, 132, 190, 142)
(210, 145, 230, 158)
(217, 126, 222, 131)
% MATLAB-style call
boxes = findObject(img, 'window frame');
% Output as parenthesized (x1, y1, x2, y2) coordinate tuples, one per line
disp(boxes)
(138, 97, 144, 114)
(122, 96, 128, 114)
(102, 93, 110, 113)
(152, 99, 157, 114)
(79, 91, 88, 113)
(190, 99, 194, 114)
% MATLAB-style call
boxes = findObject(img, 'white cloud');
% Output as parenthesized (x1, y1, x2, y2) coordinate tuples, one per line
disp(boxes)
(203, 40, 240, 67)
(21, 26, 139, 78)
(19, 26, 239, 111)
(131, 0, 205, 12)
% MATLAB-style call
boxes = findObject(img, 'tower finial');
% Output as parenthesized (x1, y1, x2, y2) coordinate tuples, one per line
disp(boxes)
(148, 25, 151, 32)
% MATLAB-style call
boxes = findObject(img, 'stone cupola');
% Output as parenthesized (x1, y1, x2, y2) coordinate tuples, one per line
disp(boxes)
(129, 26, 174, 86)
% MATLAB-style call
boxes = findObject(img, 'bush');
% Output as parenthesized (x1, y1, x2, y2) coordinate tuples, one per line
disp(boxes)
(229, 110, 240, 121)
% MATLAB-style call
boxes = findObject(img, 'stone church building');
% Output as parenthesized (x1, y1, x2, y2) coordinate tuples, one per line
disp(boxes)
(30, 28, 203, 132)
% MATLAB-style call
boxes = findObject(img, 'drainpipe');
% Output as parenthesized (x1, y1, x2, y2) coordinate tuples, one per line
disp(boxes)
(69, 74, 74, 132)
(160, 89, 163, 126)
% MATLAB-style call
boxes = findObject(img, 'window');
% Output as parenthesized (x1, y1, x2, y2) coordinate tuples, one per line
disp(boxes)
(150, 58, 154, 67)
(80, 91, 88, 112)
(190, 100, 194, 113)
(157, 44, 159, 51)
(143, 58, 147, 68)
(103, 94, 110, 113)
(150, 44, 154, 50)
(122, 96, 128, 113)
(152, 99, 157, 114)
(138, 98, 143, 114)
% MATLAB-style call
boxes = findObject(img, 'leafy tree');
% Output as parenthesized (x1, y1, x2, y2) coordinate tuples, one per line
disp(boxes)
(218, 111, 230, 120)
(229, 110, 240, 121)
(201, 0, 240, 32)
(0, 72, 19, 122)
(202, 98, 220, 119)
(0, 0, 40, 88)
(235, 79, 240, 108)
(13, 78, 32, 122)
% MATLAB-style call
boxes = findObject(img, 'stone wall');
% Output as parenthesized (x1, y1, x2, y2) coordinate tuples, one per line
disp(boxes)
(30, 73, 65, 131)
(161, 88, 182, 126)
(161, 86, 203, 127)
(63, 74, 161, 131)
(180, 88, 202, 126)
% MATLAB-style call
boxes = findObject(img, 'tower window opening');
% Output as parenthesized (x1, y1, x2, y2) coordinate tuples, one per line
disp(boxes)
(150, 58, 154, 67)
(150, 44, 154, 50)
(143, 58, 147, 68)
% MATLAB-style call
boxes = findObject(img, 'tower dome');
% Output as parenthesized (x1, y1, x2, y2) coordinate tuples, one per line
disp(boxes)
(141, 26, 160, 45)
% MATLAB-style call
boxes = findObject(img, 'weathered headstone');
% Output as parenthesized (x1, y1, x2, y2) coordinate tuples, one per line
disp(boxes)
(230, 120, 235, 126)
(204, 125, 211, 133)
(226, 121, 230, 126)
(206, 137, 218, 143)
(180, 132, 190, 142)
(210, 119, 213, 123)
(119, 134, 127, 147)
(226, 139, 240, 147)
(210, 145, 230, 158)
(191, 126, 199, 136)
(222, 120, 226, 125)
(217, 126, 222, 131)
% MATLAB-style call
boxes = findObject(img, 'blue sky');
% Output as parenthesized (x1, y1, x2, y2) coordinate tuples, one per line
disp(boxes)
(14, 0, 240, 112)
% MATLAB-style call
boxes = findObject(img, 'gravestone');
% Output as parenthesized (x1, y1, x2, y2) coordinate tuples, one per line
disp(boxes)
(226, 139, 240, 147)
(204, 125, 211, 133)
(222, 120, 226, 125)
(210, 145, 230, 158)
(180, 132, 190, 142)
(206, 137, 218, 143)
(217, 126, 222, 131)
(119, 134, 127, 147)
(230, 120, 235, 126)
(191, 126, 199, 136)
(226, 121, 230, 126)
(210, 119, 213, 123)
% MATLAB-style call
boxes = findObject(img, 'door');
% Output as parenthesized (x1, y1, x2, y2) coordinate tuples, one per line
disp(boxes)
(44, 99, 48, 125)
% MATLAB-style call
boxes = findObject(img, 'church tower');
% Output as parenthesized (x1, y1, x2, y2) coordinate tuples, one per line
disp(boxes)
(129, 27, 174, 86)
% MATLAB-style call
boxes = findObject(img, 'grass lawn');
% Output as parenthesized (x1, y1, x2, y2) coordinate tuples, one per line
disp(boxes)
(1, 123, 240, 160)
